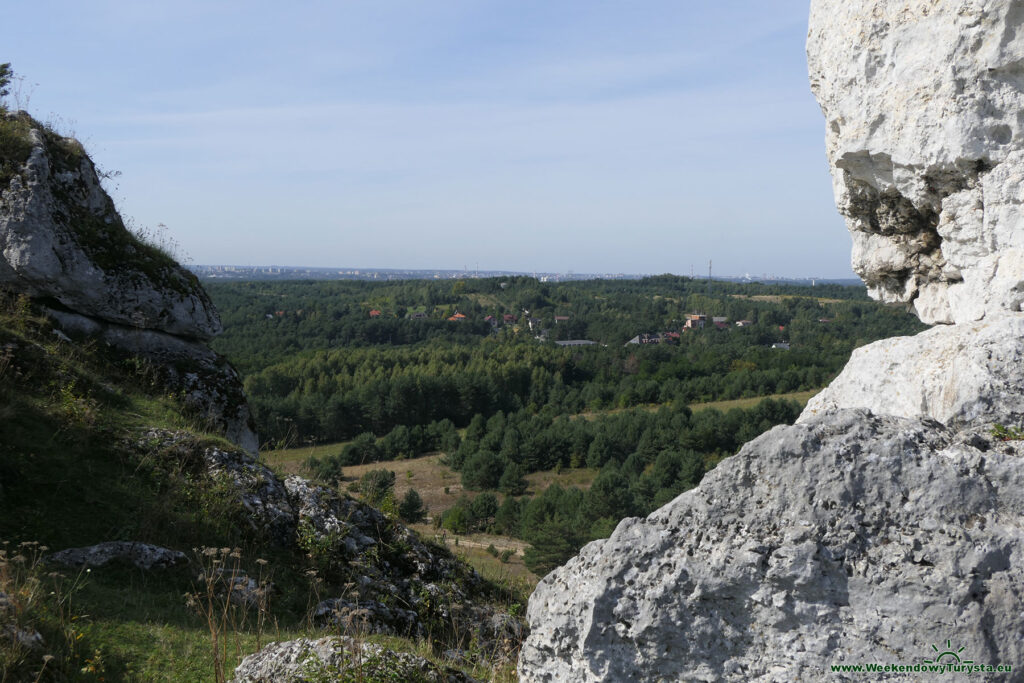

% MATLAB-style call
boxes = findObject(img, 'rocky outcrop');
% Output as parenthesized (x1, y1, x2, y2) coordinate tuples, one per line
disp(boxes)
(134, 429, 523, 657)
(807, 0, 1024, 324)
(0, 112, 219, 339)
(0, 112, 256, 452)
(230, 636, 479, 683)
(519, 3, 1024, 681)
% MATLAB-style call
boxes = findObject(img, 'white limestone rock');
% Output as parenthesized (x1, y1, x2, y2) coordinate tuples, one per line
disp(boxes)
(808, 0, 1024, 324)
(800, 314, 1024, 427)
(518, 411, 1024, 682)
(0, 112, 220, 340)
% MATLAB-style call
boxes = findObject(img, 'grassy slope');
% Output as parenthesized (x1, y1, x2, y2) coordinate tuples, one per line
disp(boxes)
(0, 301, 517, 682)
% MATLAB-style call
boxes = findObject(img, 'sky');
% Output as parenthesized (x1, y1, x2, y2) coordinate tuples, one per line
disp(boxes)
(2, 1, 854, 278)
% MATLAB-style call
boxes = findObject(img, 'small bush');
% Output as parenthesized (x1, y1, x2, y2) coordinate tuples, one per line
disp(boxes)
(398, 489, 426, 524)
(359, 469, 396, 506)
(0, 114, 32, 186)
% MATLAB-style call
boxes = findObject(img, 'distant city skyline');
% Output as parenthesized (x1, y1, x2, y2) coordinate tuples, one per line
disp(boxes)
(3, 1, 854, 278)
(191, 264, 862, 287)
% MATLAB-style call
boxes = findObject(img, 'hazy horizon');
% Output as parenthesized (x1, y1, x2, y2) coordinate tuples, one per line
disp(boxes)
(3, 1, 854, 279)
(192, 262, 863, 282)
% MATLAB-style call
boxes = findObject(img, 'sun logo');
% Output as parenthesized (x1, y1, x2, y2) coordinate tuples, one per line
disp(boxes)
(923, 640, 974, 665)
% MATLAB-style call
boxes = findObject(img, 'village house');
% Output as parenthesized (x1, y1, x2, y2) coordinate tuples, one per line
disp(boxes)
(684, 314, 706, 329)
(368, 309, 382, 318)
(447, 312, 467, 322)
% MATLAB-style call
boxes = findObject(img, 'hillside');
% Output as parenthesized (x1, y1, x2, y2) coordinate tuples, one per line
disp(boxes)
(0, 111, 522, 682)
(203, 276, 924, 579)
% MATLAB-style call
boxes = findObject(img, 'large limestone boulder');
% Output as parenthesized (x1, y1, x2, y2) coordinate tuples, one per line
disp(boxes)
(0, 111, 220, 340)
(808, 0, 1024, 324)
(519, 412, 1024, 682)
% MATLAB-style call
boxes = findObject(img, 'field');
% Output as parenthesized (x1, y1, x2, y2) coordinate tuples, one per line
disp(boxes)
(729, 293, 845, 304)
(689, 389, 819, 413)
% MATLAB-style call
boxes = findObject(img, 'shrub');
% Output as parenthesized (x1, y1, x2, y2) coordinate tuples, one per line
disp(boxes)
(359, 469, 396, 506)
(397, 489, 426, 524)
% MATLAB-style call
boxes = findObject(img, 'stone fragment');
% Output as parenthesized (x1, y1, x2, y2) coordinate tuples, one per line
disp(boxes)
(48, 541, 186, 570)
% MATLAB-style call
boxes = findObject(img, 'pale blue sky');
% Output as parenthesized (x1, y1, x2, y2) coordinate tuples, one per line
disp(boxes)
(2, 1, 853, 277)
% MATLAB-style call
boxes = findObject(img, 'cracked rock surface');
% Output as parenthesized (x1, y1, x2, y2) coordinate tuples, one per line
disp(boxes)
(519, 411, 1024, 682)
(800, 314, 1024, 428)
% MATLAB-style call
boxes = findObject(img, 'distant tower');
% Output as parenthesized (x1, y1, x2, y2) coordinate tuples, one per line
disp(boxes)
(707, 260, 712, 296)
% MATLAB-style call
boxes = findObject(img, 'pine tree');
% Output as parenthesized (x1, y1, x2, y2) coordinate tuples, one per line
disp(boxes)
(0, 63, 11, 103)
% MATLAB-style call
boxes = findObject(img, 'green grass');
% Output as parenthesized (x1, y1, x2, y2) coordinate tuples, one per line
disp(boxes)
(0, 112, 33, 186)
(570, 389, 820, 421)
(262, 440, 352, 476)
(688, 389, 819, 413)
